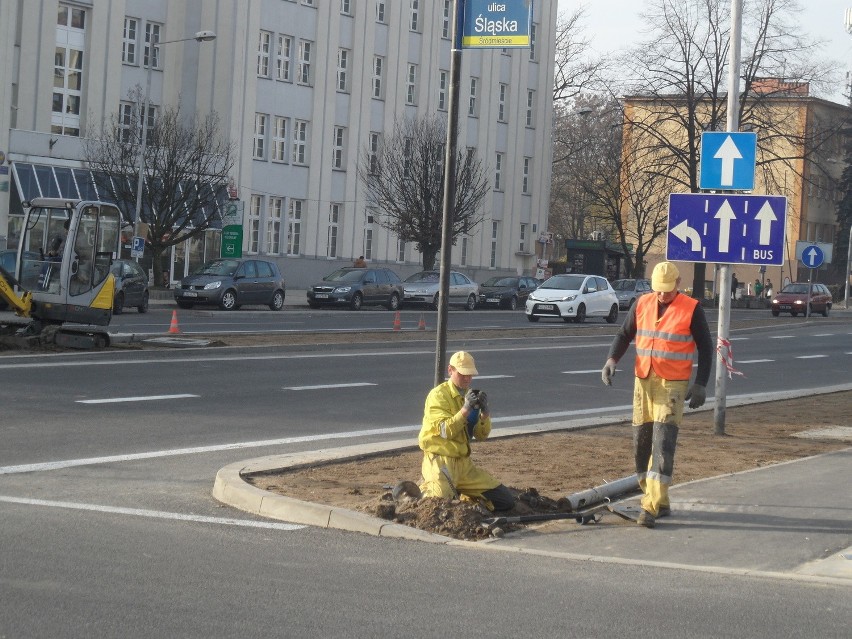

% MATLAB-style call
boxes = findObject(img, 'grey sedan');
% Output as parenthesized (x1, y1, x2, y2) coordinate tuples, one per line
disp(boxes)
(403, 270, 479, 310)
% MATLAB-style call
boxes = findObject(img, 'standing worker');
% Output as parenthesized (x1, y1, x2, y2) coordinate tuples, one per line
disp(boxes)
(418, 351, 515, 512)
(600, 262, 713, 528)
(353, 255, 367, 267)
(730, 272, 739, 299)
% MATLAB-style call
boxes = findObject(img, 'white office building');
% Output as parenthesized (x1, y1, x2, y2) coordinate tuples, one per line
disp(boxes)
(0, 0, 555, 287)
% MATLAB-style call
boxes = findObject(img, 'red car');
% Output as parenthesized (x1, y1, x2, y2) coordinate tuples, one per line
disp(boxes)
(770, 282, 833, 317)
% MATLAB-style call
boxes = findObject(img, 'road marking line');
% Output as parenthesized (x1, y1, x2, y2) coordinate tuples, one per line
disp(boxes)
(795, 355, 828, 359)
(738, 359, 774, 364)
(0, 495, 305, 530)
(471, 374, 514, 380)
(769, 335, 794, 339)
(284, 383, 377, 391)
(562, 369, 606, 374)
(813, 334, 834, 337)
(77, 394, 199, 404)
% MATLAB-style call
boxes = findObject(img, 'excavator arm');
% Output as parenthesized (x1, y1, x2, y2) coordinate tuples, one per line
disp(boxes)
(0, 265, 33, 317)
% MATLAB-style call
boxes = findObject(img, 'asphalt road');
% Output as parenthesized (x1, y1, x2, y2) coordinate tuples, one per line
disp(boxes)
(1, 316, 850, 636)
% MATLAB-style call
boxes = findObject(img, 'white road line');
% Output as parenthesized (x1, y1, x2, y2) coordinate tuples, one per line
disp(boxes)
(472, 374, 514, 380)
(795, 355, 828, 359)
(770, 335, 794, 339)
(0, 496, 305, 530)
(813, 334, 834, 337)
(284, 383, 377, 391)
(738, 359, 774, 364)
(77, 394, 199, 404)
(562, 369, 606, 374)
(728, 337, 749, 341)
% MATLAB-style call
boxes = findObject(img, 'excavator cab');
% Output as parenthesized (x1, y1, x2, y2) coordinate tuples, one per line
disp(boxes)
(1, 198, 122, 345)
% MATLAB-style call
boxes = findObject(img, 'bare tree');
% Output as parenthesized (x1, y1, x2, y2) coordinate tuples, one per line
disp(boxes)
(619, 0, 842, 296)
(357, 115, 489, 270)
(552, 7, 609, 104)
(85, 92, 234, 287)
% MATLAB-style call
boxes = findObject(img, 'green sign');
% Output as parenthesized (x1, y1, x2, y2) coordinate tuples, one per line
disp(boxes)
(221, 225, 243, 258)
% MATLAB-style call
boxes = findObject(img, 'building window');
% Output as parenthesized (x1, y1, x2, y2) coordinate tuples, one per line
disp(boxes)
(396, 237, 406, 263)
(267, 197, 283, 254)
(302, 0, 315, 5)
(253, 114, 267, 160)
(519, 223, 527, 253)
(248, 195, 262, 253)
(276, 35, 292, 81)
(468, 77, 478, 117)
(328, 204, 341, 258)
(529, 23, 537, 62)
(257, 30, 271, 77)
(372, 56, 384, 99)
(490, 221, 499, 268)
(494, 152, 504, 191)
(287, 200, 303, 255)
(53, 6, 86, 137)
(376, 1, 386, 23)
(460, 236, 468, 266)
(292, 120, 308, 164)
(341, 0, 352, 15)
(298, 39, 313, 85)
(144, 22, 161, 69)
(368, 132, 381, 174)
(410, 0, 420, 32)
(119, 100, 156, 144)
(438, 70, 448, 111)
(332, 126, 346, 169)
(272, 116, 288, 162)
(122, 18, 137, 64)
(526, 90, 535, 127)
(337, 49, 350, 92)
(498, 83, 508, 122)
(406, 64, 418, 105)
(363, 211, 375, 259)
(522, 157, 531, 194)
(442, 0, 451, 38)
(58, 4, 85, 29)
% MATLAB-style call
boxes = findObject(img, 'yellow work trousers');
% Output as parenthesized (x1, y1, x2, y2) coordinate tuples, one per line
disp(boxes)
(632, 371, 687, 516)
(420, 452, 501, 510)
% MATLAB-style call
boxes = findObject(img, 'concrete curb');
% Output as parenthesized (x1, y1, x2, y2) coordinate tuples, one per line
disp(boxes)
(212, 383, 852, 544)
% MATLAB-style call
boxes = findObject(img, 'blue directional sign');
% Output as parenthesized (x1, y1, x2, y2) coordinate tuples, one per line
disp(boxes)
(800, 244, 824, 269)
(667, 193, 787, 265)
(462, 0, 533, 48)
(699, 132, 758, 191)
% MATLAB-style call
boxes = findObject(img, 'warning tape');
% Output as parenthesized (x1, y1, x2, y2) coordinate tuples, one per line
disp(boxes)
(716, 337, 745, 379)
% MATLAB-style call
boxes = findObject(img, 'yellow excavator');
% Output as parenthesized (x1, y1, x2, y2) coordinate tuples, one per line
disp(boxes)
(0, 197, 122, 348)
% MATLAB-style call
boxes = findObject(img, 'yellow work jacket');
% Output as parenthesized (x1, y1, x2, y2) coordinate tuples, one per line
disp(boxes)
(419, 381, 491, 458)
(635, 292, 698, 381)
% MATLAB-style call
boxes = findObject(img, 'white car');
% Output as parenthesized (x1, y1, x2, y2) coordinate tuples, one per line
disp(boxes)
(525, 274, 619, 323)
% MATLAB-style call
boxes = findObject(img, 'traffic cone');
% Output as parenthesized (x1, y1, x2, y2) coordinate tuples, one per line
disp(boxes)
(418, 313, 426, 331)
(168, 309, 180, 334)
(393, 311, 401, 331)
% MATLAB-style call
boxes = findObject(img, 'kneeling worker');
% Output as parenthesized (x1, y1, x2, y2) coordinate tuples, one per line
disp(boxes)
(418, 351, 515, 511)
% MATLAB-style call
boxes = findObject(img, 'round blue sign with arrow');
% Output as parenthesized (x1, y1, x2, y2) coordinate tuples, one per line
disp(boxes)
(801, 244, 824, 269)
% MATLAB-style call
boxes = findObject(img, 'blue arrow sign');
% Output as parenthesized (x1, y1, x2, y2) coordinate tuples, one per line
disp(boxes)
(800, 244, 824, 269)
(667, 193, 787, 265)
(699, 132, 757, 191)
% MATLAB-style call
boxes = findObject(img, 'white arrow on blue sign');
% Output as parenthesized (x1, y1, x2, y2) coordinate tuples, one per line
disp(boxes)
(667, 193, 787, 265)
(699, 132, 757, 191)
(800, 244, 824, 269)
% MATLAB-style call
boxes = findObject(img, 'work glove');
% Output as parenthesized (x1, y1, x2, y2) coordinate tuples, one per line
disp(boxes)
(463, 389, 478, 413)
(476, 391, 489, 416)
(601, 359, 617, 386)
(685, 384, 706, 409)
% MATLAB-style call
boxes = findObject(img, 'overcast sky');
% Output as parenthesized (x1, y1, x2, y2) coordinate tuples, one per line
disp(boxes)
(556, 0, 852, 103)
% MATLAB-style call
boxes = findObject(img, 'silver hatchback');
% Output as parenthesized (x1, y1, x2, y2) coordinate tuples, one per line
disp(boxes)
(403, 270, 479, 310)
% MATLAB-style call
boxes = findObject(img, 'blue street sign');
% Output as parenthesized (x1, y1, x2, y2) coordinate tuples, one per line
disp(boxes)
(800, 244, 824, 269)
(667, 193, 787, 265)
(131, 235, 145, 258)
(462, 0, 533, 48)
(699, 132, 757, 191)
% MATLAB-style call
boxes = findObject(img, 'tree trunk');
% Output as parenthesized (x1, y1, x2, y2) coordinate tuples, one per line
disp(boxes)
(150, 246, 168, 288)
(422, 247, 438, 271)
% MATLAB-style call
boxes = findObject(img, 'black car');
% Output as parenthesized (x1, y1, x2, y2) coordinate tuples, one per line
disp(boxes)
(477, 275, 538, 310)
(174, 258, 286, 310)
(307, 267, 404, 311)
(110, 259, 149, 314)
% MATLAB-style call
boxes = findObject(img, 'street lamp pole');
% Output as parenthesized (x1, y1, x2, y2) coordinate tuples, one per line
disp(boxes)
(132, 30, 216, 228)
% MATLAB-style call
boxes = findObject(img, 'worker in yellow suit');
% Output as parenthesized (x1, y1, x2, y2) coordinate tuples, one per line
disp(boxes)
(418, 351, 515, 511)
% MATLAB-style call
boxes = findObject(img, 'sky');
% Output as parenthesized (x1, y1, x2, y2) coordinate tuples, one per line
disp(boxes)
(556, 0, 852, 104)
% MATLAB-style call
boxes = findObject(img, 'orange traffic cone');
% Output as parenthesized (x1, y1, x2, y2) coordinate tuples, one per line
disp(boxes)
(393, 311, 401, 331)
(418, 313, 426, 331)
(168, 309, 180, 334)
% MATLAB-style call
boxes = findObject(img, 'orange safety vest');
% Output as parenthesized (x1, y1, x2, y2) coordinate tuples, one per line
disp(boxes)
(634, 293, 698, 381)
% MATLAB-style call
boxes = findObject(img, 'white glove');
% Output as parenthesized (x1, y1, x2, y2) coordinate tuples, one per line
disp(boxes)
(601, 359, 617, 386)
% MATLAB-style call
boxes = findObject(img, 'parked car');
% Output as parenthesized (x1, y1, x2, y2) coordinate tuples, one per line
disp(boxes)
(0, 249, 41, 310)
(174, 258, 286, 310)
(110, 259, 149, 314)
(307, 267, 404, 310)
(611, 278, 652, 310)
(525, 273, 619, 323)
(477, 275, 538, 310)
(403, 270, 479, 310)
(770, 282, 833, 317)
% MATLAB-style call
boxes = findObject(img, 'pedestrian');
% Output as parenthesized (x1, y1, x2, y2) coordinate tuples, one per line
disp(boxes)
(765, 279, 773, 299)
(418, 351, 515, 512)
(353, 255, 367, 267)
(600, 262, 713, 528)
(731, 272, 739, 299)
(753, 278, 763, 298)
